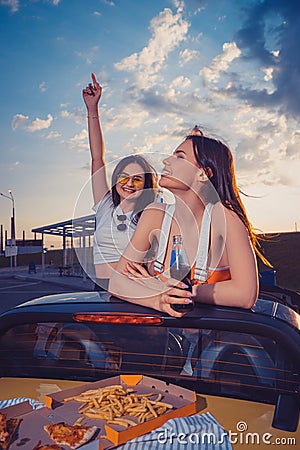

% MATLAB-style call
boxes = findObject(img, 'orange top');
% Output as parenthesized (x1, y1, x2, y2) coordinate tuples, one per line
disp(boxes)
(156, 266, 231, 285)
(153, 202, 231, 285)
(191, 266, 231, 285)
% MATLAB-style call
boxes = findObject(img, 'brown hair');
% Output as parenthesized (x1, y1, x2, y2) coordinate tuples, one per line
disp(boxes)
(186, 127, 270, 266)
(111, 154, 158, 223)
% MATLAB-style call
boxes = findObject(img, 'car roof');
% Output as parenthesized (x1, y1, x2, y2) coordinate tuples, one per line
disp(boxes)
(7, 291, 300, 331)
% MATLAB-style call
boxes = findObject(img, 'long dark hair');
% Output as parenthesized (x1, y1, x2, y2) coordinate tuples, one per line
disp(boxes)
(186, 129, 270, 266)
(111, 155, 157, 223)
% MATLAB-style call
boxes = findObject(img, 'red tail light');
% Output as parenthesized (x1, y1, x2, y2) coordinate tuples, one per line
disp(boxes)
(73, 312, 163, 325)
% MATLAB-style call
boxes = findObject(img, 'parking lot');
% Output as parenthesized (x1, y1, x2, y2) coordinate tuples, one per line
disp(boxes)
(0, 276, 86, 314)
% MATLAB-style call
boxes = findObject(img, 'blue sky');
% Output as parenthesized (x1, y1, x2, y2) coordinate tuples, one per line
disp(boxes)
(0, 0, 299, 248)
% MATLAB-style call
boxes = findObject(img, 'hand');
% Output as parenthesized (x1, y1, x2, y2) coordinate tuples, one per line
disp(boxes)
(82, 73, 102, 110)
(157, 280, 194, 317)
(122, 261, 152, 279)
(120, 263, 194, 317)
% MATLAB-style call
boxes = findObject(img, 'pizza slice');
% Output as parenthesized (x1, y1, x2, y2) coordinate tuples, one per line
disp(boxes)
(0, 413, 8, 448)
(43, 423, 98, 450)
(0, 413, 22, 450)
(0, 413, 9, 445)
(32, 439, 62, 450)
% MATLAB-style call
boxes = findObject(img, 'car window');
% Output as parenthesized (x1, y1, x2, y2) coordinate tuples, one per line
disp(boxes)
(0, 322, 298, 405)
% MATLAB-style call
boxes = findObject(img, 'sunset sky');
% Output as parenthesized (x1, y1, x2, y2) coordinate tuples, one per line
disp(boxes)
(1, 0, 299, 248)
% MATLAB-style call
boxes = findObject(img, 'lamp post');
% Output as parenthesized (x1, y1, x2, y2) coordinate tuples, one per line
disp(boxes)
(0, 189, 16, 267)
(8, 191, 16, 248)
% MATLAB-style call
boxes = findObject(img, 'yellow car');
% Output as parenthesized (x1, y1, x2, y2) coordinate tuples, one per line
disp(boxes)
(0, 290, 299, 449)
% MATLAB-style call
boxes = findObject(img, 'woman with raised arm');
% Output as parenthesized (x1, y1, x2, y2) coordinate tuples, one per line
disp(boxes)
(109, 127, 265, 315)
(82, 74, 157, 290)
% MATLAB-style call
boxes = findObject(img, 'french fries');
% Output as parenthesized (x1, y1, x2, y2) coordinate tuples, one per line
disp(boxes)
(65, 384, 173, 428)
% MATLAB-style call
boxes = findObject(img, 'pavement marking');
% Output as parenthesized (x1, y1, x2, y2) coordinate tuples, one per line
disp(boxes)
(0, 281, 42, 290)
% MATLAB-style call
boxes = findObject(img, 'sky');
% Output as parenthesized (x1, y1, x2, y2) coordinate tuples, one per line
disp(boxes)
(0, 0, 300, 249)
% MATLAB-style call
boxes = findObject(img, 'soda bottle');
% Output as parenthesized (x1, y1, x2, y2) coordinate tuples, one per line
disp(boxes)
(170, 235, 194, 312)
(155, 188, 164, 203)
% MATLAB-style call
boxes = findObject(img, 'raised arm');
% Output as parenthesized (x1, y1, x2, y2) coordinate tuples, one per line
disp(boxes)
(82, 73, 109, 205)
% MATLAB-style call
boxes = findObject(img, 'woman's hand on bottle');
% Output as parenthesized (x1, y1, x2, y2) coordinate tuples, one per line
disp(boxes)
(82, 73, 102, 110)
(157, 281, 194, 317)
(120, 261, 194, 317)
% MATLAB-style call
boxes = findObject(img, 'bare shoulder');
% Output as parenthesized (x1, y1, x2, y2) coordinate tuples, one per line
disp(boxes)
(135, 203, 168, 242)
(134, 202, 166, 231)
(222, 207, 250, 241)
(210, 202, 246, 236)
(144, 201, 167, 212)
(142, 202, 169, 221)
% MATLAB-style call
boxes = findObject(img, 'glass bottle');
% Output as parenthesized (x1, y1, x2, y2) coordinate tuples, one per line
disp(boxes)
(170, 235, 194, 312)
(155, 188, 164, 203)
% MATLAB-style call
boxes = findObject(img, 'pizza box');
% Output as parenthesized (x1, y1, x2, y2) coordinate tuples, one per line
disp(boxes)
(45, 374, 197, 447)
(0, 400, 104, 450)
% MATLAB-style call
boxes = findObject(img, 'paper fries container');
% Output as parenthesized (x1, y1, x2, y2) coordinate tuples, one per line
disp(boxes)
(45, 374, 197, 447)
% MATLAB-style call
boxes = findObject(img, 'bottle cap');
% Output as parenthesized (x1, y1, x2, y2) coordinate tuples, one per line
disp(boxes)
(173, 234, 183, 244)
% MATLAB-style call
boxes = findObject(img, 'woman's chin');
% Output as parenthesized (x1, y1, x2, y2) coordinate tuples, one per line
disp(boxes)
(159, 174, 175, 188)
(159, 174, 168, 185)
(120, 189, 141, 202)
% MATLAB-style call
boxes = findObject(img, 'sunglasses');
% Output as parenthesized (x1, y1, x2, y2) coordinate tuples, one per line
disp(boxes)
(116, 214, 127, 231)
(117, 173, 144, 188)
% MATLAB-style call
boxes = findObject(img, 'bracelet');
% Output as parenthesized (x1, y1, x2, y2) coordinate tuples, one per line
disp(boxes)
(87, 115, 99, 119)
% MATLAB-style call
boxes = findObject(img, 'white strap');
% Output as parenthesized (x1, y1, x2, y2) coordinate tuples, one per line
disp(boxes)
(153, 203, 175, 273)
(194, 203, 214, 282)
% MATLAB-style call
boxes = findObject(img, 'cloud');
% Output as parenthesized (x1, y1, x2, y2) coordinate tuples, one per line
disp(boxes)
(46, 131, 61, 140)
(179, 48, 200, 66)
(66, 129, 89, 152)
(12, 113, 53, 132)
(103, 107, 149, 131)
(12, 114, 29, 130)
(165, 76, 191, 103)
(52, 0, 60, 5)
(200, 42, 241, 85)
(100, 0, 115, 6)
(114, 6, 189, 89)
(0, 0, 19, 13)
(285, 131, 300, 159)
(229, 106, 299, 187)
(39, 81, 47, 92)
(170, 75, 191, 89)
(132, 79, 214, 120)
(61, 108, 85, 125)
(234, 0, 300, 116)
(27, 114, 53, 132)
(135, 89, 178, 115)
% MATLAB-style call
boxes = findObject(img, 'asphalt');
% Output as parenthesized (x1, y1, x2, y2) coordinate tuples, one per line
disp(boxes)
(0, 265, 95, 291)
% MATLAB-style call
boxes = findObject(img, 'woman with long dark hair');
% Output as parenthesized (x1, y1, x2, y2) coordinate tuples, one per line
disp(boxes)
(82, 74, 157, 290)
(109, 127, 262, 314)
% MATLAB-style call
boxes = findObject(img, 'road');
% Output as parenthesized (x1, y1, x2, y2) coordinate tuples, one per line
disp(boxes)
(0, 277, 79, 314)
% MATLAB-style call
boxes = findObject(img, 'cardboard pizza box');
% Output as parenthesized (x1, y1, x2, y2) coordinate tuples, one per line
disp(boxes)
(45, 374, 197, 447)
(0, 401, 107, 450)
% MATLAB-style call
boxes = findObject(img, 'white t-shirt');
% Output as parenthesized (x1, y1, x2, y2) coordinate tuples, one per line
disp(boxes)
(93, 193, 136, 265)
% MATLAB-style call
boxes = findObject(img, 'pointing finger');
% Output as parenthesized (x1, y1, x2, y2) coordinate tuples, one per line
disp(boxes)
(92, 72, 99, 87)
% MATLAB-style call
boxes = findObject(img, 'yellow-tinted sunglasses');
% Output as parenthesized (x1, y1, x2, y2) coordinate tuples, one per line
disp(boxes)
(117, 173, 144, 188)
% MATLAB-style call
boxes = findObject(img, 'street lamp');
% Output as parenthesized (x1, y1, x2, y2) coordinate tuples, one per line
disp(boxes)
(8, 190, 15, 242)
(0, 189, 16, 268)
(0, 190, 15, 242)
